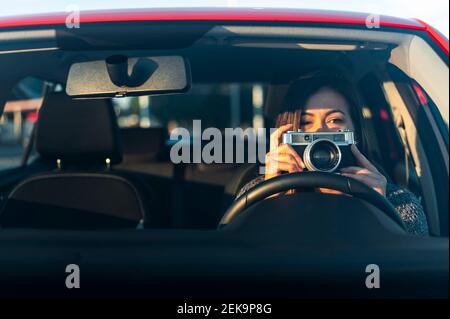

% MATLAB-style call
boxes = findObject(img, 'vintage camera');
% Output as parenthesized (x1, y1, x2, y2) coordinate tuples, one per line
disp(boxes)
(282, 129, 356, 173)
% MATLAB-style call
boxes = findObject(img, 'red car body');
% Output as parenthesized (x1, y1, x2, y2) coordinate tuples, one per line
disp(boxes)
(0, 8, 447, 55)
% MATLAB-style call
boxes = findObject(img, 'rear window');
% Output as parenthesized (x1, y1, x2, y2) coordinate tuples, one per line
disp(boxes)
(113, 83, 267, 135)
(0, 77, 44, 171)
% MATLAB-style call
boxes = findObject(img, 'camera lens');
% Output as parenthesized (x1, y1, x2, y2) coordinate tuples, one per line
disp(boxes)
(303, 140, 341, 172)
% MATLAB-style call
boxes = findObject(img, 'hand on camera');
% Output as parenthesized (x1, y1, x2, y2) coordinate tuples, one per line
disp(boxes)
(265, 124, 305, 181)
(264, 126, 387, 198)
(340, 145, 387, 197)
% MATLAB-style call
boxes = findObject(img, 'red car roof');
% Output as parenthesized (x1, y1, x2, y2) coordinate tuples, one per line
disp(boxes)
(0, 8, 447, 55)
(0, 8, 425, 29)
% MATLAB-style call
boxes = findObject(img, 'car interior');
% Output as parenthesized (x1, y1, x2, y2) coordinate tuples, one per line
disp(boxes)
(0, 22, 448, 297)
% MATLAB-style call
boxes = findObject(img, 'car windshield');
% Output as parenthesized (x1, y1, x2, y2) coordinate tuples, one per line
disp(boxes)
(0, 22, 448, 231)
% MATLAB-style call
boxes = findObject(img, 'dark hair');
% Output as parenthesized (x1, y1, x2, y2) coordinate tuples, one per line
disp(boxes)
(275, 69, 368, 154)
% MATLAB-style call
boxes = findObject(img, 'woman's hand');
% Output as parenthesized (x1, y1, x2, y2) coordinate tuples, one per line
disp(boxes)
(340, 145, 387, 197)
(265, 124, 305, 181)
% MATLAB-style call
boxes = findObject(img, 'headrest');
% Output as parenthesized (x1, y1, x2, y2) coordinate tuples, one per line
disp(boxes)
(36, 93, 122, 165)
(264, 83, 289, 119)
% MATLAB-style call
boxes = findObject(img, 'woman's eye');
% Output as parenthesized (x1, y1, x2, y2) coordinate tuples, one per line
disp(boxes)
(327, 118, 345, 124)
(300, 120, 312, 126)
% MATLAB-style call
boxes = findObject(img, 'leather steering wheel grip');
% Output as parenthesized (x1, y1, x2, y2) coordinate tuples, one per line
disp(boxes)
(218, 172, 406, 230)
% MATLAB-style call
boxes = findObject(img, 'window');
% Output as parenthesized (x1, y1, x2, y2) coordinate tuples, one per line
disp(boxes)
(0, 77, 44, 171)
(113, 83, 267, 135)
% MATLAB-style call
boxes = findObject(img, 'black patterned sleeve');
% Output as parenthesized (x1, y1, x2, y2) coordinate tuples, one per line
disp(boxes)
(386, 184, 429, 236)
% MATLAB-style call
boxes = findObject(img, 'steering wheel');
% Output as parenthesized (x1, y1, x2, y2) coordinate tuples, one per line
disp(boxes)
(219, 172, 406, 230)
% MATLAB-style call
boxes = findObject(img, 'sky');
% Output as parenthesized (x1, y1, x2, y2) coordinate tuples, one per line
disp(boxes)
(0, 0, 448, 37)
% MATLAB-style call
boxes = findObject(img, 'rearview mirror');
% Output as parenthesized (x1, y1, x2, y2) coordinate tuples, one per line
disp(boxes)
(66, 55, 190, 98)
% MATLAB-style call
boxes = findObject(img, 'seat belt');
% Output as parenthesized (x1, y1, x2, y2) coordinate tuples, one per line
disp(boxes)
(21, 124, 36, 167)
(21, 82, 52, 167)
(171, 163, 186, 228)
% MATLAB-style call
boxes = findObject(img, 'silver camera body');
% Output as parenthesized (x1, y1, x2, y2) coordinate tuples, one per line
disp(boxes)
(282, 129, 356, 173)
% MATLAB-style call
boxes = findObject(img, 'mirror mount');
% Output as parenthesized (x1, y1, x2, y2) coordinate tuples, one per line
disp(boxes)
(105, 55, 129, 87)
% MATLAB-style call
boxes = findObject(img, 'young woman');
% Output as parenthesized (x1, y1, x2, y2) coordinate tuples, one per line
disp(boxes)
(237, 70, 429, 236)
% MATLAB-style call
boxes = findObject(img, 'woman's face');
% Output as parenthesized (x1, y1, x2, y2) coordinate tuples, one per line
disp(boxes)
(299, 87, 355, 132)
